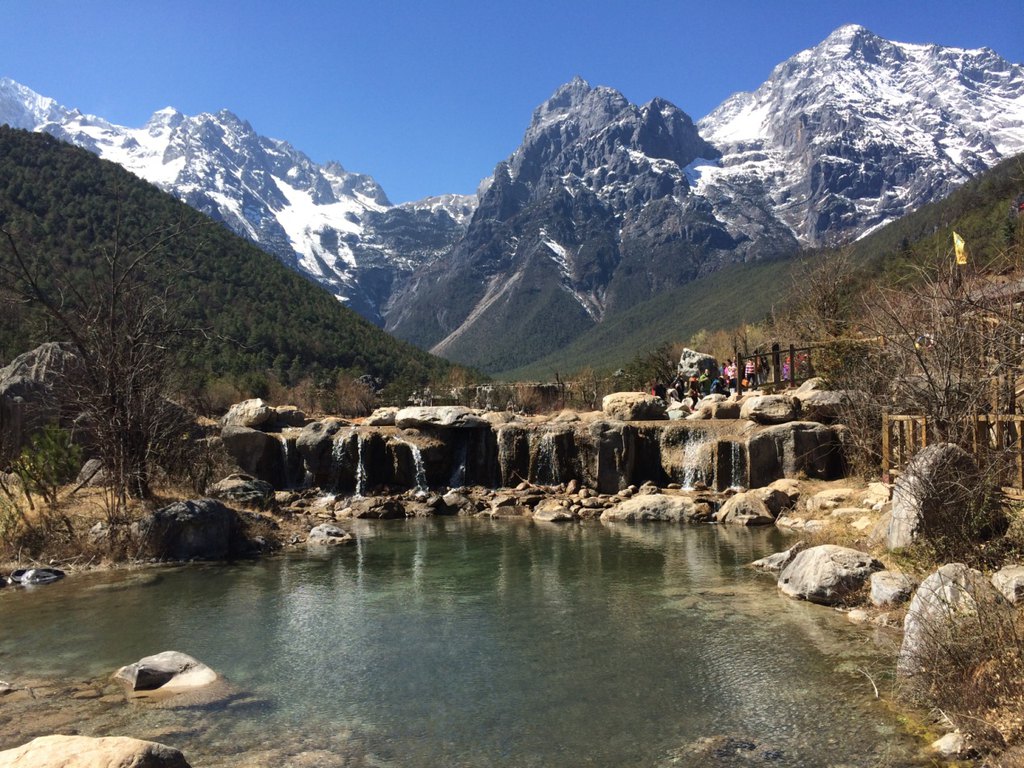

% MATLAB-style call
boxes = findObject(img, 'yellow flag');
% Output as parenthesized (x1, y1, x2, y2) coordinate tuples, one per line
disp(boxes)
(953, 231, 967, 265)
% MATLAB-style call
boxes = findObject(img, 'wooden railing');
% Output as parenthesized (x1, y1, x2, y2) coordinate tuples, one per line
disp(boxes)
(735, 343, 815, 396)
(882, 412, 1024, 491)
(881, 414, 929, 483)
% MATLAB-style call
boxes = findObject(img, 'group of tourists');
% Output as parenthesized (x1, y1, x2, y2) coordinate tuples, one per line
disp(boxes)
(650, 356, 771, 408)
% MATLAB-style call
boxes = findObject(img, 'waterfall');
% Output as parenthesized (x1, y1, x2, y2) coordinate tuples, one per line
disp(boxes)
(681, 433, 711, 490)
(278, 436, 292, 489)
(355, 433, 367, 497)
(531, 431, 561, 485)
(729, 440, 745, 490)
(395, 439, 429, 492)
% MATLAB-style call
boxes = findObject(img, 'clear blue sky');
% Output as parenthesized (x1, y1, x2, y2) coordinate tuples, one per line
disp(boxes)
(1, 0, 1021, 203)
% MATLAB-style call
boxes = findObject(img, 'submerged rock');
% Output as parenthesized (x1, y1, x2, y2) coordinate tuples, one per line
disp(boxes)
(114, 651, 217, 693)
(7, 567, 65, 586)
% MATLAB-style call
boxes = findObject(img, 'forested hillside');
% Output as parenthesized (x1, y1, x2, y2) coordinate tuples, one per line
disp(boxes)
(0, 127, 452, 400)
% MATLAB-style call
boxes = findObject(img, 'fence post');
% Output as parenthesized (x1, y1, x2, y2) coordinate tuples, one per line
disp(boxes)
(788, 344, 796, 387)
(735, 347, 743, 396)
(881, 412, 891, 484)
(772, 343, 781, 387)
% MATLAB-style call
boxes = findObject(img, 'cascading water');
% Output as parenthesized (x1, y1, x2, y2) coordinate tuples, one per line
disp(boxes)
(395, 439, 429, 493)
(278, 436, 293, 489)
(729, 440, 745, 490)
(681, 433, 712, 490)
(355, 433, 368, 497)
(530, 431, 561, 485)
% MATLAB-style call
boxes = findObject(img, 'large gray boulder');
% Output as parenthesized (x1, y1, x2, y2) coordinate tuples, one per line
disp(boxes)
(870, 570, 916, 607)
(139, 499, 240, 560)
(295, 418, 351, 486)
(747, 422, 843, 487)
(739, 394, 798, 424)
(395, 406, 489, 429)
(532, 498, 575, 522)
(307, 523, 354, 546)
(207, 474, 274, 508)
(601, 494, 702, 522)
(898, 563, 1012, 677)
(677, 348, 718, 379)
(0, 735, 191, 768)
(778, 545, 883, 605)
(114, 650, 217, 693)
(992, 565, 1024, 605)
(219, 426, 284, 486)
(793, 383, 855, 424)
(887, 443, 999, 550)
(601, 392, 667, 421)
(221, 398, 274, 429)
(0, 342, 81, 453)
(716, 492, 774, 526)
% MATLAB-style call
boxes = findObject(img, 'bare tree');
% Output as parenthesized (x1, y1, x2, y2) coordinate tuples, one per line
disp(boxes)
(0, 216, 199, 523)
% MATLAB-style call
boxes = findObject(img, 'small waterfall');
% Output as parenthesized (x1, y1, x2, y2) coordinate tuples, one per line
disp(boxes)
(278, 436, 292, 489)
(531, 431, 561, 485)
(395, 439, 429, 492)
(355, 433, 367, 497)
(729, 440, 745, 490)
(681, 433, 711, 490)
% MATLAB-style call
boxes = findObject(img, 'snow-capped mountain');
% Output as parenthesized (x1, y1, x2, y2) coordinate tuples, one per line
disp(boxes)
(695, 24, 1024, 244)
(2, 23, 1023, 371)
(381, 77, 772, 370)
(0, 76, 476, 323)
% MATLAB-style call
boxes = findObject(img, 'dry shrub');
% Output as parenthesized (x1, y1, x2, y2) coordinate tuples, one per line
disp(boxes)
(901, 572, 1024, 752)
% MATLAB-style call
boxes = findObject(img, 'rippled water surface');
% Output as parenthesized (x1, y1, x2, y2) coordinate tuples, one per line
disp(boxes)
(0, 519, 922, 766)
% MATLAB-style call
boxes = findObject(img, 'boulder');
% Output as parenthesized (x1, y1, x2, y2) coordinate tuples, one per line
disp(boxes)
(887, 443, 1000, 550)
(364, 407, 399, 426)
(778, 545, 883, 605)
(295, 418, 351, 485)
(747, 422, 843, 487)
(711, 401, 741, 419)
(751, 541, 807, 572)
(795, 389, 855, 423)
(601, 392, 667, 421)
(716, 492, 774, 526)
(869, 570, 916, 607)
(206, 474, 274, 508)
(114, 651, 217, 692)
(676, 348, 719, 379)
(747, 487, 792, 517)
(270, 405, 307, 429)
(739, 394, 798, 424)
(74, 458, 108, 488)
(991, 565, 1024, 605)
(0, 735, 191, 768)
(806, 487, 856, 512)
(0, 342, 81, 452)
(219, 426, 284, 485)
(601, 494, 699, 523)
(139, 499, 240, 560)
(341, 497, 406, 520)
(395, 406, 488, 429)
(221, 398, 274, 429)
(898, 563, 1012, 677)
(532, 498, 574, 522)
(441, 491, 479, 515)
(307, 523, 354, 546)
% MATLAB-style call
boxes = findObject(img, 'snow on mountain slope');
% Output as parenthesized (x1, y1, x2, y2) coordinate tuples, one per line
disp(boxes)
(0, 77, 475, 324)
(697, 24, 1024, 245)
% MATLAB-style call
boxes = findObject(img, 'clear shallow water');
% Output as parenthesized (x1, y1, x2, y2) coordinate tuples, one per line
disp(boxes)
(0, 519, 923, 767)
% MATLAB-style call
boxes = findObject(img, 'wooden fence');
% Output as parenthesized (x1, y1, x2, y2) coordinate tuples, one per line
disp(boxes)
(735, 342, 815, 396)
(882, 412, 1024, 491)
